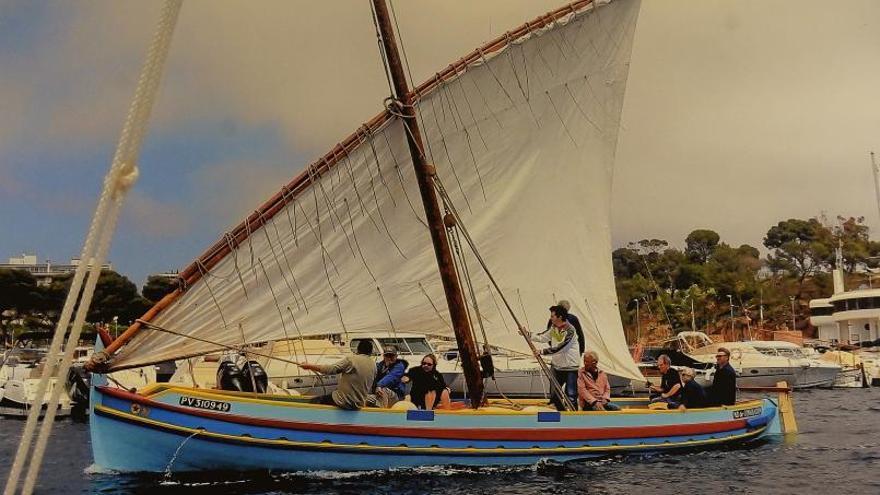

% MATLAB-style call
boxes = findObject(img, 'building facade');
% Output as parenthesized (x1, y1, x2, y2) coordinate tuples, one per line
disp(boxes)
(1, 253, 112, 287)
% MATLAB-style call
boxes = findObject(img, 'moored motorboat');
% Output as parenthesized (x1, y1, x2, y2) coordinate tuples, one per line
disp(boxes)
(0, 348, 73, 417)
(648, 332, 840, 389)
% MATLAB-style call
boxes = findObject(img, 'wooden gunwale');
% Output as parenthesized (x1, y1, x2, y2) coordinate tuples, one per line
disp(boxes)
(102, 0, 599, 362)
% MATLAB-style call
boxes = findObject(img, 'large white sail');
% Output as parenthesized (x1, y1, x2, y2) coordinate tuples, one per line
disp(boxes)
(110, 0, 643, 381)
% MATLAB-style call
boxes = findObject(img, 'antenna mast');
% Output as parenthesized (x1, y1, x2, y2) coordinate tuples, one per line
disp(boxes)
(371, 0, 484, 407)
(872, 152, 880, 226)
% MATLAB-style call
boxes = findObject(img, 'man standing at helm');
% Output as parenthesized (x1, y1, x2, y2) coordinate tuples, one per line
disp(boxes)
(527, 305, 581, 410)
(546, 299, 586, 355)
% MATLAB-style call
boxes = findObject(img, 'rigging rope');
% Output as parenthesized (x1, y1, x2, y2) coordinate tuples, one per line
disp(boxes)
(432, 174, 573, 411)
(4, 3, 184, 494)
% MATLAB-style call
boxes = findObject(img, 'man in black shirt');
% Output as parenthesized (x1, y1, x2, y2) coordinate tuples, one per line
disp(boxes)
(648, 354, 682, 406)
(706, 347, 737, 406)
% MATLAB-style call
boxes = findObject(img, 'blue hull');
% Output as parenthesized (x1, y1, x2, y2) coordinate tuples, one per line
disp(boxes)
(89, 380, 779, 473)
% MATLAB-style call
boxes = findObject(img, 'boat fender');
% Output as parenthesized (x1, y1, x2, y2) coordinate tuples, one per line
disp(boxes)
(479, 353, 495, 379)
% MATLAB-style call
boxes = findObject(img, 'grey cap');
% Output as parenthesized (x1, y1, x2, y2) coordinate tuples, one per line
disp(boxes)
(383, 345, 399, 355)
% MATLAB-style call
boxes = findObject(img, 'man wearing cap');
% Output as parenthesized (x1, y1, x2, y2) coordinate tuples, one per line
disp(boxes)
(706, 347, 736, 406)
(527, 305, 581, 410)
(371, 345, 408, 408)
(545, 300, 586, 355)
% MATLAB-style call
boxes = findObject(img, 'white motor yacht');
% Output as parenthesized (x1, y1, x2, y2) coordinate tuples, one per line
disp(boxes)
(661, 331, 840, 389)
(747, 341, 842, 388)
(0, 348, 72, 417)
(170, 332, 461, 397)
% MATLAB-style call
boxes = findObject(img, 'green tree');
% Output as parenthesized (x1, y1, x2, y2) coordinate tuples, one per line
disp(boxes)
(0, 269, 43, 341)
(142, 275, 178, 304)
(43, 270, 151, 326)
(612, 247, 643, 279)
(685, 229, 721, 263)
(763, 218, 831, 298)
(89, 271, 151, 324)
(828, 216, 872, 271)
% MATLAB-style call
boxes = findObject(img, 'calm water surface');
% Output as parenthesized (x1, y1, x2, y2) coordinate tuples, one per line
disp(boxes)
(2, 388, 879, 494)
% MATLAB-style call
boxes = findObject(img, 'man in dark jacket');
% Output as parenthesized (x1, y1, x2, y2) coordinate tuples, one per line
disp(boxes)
(371, 345, 407, 407)
(545, 299, 586, 355)
(706, 347, 736, 406)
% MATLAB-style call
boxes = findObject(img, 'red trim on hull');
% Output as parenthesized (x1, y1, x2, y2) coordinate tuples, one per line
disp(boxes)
(98, 387, 751, 442)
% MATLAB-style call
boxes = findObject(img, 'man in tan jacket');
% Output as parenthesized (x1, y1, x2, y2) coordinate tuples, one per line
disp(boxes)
(300, 340, 377, 410)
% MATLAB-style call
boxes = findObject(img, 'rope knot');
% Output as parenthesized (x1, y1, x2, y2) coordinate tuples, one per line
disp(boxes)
(112, 161, 140, 198)
(383, 97, 408, 118)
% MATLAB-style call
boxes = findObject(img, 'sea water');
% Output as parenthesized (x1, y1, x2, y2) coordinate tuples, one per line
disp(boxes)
(2, 388, 879, 494)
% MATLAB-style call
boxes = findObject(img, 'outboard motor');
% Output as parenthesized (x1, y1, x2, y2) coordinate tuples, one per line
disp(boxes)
(216, 357, 245, 392)
(67, 366, 91, 410)
(240, 360, 268, 393)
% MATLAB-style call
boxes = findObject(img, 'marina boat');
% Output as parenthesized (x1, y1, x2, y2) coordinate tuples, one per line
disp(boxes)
(747, 341, 841, 389)
(809, 349, 868, 388)
(855, 348, 880, 385)
(72, 0, 793, 473)
(444, 345, 551, 398)
(168, 339, 345, 395)
(0, 348, 72, 417)
(170, 333, 463, 397)
(808, 238, 880, 385)
(443, 344, 634, 398)
(649, 332, 840, 389)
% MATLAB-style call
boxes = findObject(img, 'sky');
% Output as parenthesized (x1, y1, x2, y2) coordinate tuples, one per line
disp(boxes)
(1, 0, 878, 287)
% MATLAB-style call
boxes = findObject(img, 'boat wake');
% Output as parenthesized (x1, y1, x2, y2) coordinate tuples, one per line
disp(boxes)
(83, 463, 119, 475)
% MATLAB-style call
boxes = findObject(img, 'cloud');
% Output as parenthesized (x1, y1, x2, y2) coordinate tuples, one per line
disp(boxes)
(2, 0, 880, 270)
(189, 156, 303, 231)
(123, 190, 192, 238)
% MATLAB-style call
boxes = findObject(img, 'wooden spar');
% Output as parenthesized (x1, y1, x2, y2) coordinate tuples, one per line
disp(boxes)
(94, 0, 597, 370)
(371, 0, 484, 407)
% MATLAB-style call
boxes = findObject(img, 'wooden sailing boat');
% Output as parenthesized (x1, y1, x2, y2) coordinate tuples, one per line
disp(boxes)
(85, 0, 790, 472)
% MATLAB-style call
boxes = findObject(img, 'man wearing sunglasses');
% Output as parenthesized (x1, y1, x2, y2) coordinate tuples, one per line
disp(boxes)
(705, 347, 736, 406)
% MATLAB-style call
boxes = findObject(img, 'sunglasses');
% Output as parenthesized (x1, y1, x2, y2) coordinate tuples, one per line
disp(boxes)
(715, 354, 728, 358)
(421, 361, 434, 367)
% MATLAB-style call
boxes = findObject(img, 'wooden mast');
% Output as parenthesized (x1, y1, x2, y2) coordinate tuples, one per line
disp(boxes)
(371, 0, 484, 407)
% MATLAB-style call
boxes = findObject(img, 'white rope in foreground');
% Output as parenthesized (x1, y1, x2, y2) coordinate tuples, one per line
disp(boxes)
(3, 2, 183, 494)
